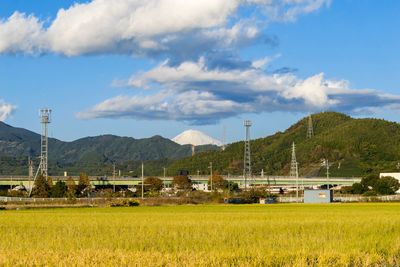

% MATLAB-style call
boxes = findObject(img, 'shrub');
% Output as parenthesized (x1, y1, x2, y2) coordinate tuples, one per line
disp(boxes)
(108, 199, 140, 207)
(238, 189, 277, 204)
(363, 191, 377, 197)
(172, 175, 192, 191)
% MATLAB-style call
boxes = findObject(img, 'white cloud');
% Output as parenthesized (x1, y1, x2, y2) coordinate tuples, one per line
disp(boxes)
(0, 12, 45, 54)
(0, 0, 329, 56)
(255, 0, 331, 22)
(0, 99, 17, 121)
(78, 57, 399, 123)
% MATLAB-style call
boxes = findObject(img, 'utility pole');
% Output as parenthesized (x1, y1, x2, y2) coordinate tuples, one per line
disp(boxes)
(209, 162, 213, 191)
(322, 158, 330, 190)
(163, 167, 166, 178)
(28, 157, 33, 192)
(113, 163, 116, 193)
(326, 159, 330, 190)
(296, 162, 299, 202)
(243, 120, 252, 189)
(141, 162, 144, 199)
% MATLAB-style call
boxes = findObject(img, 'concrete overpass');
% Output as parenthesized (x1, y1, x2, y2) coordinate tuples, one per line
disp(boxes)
(0, 175, 361, 189)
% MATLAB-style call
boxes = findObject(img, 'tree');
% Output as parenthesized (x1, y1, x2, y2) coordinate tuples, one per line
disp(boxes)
(172, 175, 192, 190)
(144, 177, 163, 192)
(51, 180, 67, 198)
(374, 176, 400, 195)
(67, 177, 76, 195)
(77, 173, 91, 196)
(32, 174, 51, 198)
(360, 174, 379, 192)
(350, 183, 364, 194)
(47, 176, 54, 189)
(208, 174, 226, 190)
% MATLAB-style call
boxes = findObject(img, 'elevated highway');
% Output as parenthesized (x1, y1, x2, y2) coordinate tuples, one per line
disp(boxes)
(0, 175, 361, 188)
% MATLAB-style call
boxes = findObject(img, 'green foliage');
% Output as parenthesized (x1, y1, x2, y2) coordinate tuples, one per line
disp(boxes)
(108, 199, 140, 207)
(375, 176, 400, 195)
(172, 175, 193, 190)
(51, 180, 68, 198)
(238, 189, 277, 203)
(66, 177, 76, 196)
(77, 173, 91, 197)
(348, 175, 399, 195)
(144, 177, 163, 192)
(208, 174, 226, 190)
(32, 174, 51, 198)
(363, 191, 377, 197)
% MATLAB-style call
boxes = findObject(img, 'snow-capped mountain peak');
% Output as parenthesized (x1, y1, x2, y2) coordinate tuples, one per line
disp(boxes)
(172, 130, 222, 146)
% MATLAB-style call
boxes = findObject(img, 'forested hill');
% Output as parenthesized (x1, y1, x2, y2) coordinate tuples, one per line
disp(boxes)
(166, 112, 400, 177)
(0, 121, 220, 163)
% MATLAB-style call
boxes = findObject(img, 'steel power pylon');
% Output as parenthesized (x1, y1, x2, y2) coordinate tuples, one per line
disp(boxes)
(290, 142, 299, 202)
(29, 108, 51, 196)
(307, 113, 314, 138)
(243, 120, 252, 189)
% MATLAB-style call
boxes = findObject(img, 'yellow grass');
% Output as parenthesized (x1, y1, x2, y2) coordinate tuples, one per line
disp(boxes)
(1, 203, 400, 266)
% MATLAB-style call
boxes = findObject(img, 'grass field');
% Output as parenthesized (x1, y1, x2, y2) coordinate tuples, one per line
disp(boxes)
(1, 203, 400, 266)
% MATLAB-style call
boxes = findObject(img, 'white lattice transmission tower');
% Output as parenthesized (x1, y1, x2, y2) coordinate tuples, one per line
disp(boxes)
(29, 108, 51, 196)
(290, 142, 299, 201)
(290, 142, 298, 178)
(307, 113, 314, 138)
(243, 120, 252, 189)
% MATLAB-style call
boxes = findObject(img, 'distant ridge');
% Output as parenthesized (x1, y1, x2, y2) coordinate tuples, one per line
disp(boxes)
(0, 121, 220, 163)
(172, 129, 223, 146)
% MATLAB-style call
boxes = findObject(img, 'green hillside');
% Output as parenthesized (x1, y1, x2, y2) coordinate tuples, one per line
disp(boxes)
(166, 112, 400, 177)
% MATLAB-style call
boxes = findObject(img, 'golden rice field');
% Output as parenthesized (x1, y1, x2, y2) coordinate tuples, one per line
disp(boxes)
(1, 203, 400, 266)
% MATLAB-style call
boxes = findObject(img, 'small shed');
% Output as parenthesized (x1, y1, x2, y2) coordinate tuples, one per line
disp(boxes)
(304, 189, 333, 203)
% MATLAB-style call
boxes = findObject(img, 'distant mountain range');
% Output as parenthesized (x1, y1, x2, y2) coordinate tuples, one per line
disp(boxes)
(0, 122, 220, 175)
(2, 111, 399, 177)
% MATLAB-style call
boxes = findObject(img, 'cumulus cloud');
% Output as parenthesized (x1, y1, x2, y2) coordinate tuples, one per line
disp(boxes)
(0, 99, 17, 121)
(0, 12, 45, 54)
(0, 0, 329, 57)
(77, 57, 399, 123)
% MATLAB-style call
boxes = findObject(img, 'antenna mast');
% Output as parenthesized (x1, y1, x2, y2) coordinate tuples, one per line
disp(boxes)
(307, 113, 314, 138)
(243, 120, 252, 189)
(29, 108, 51, 196)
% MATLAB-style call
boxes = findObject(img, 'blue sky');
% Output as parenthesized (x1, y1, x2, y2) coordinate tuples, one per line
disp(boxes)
(0, 0, 399, 143)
